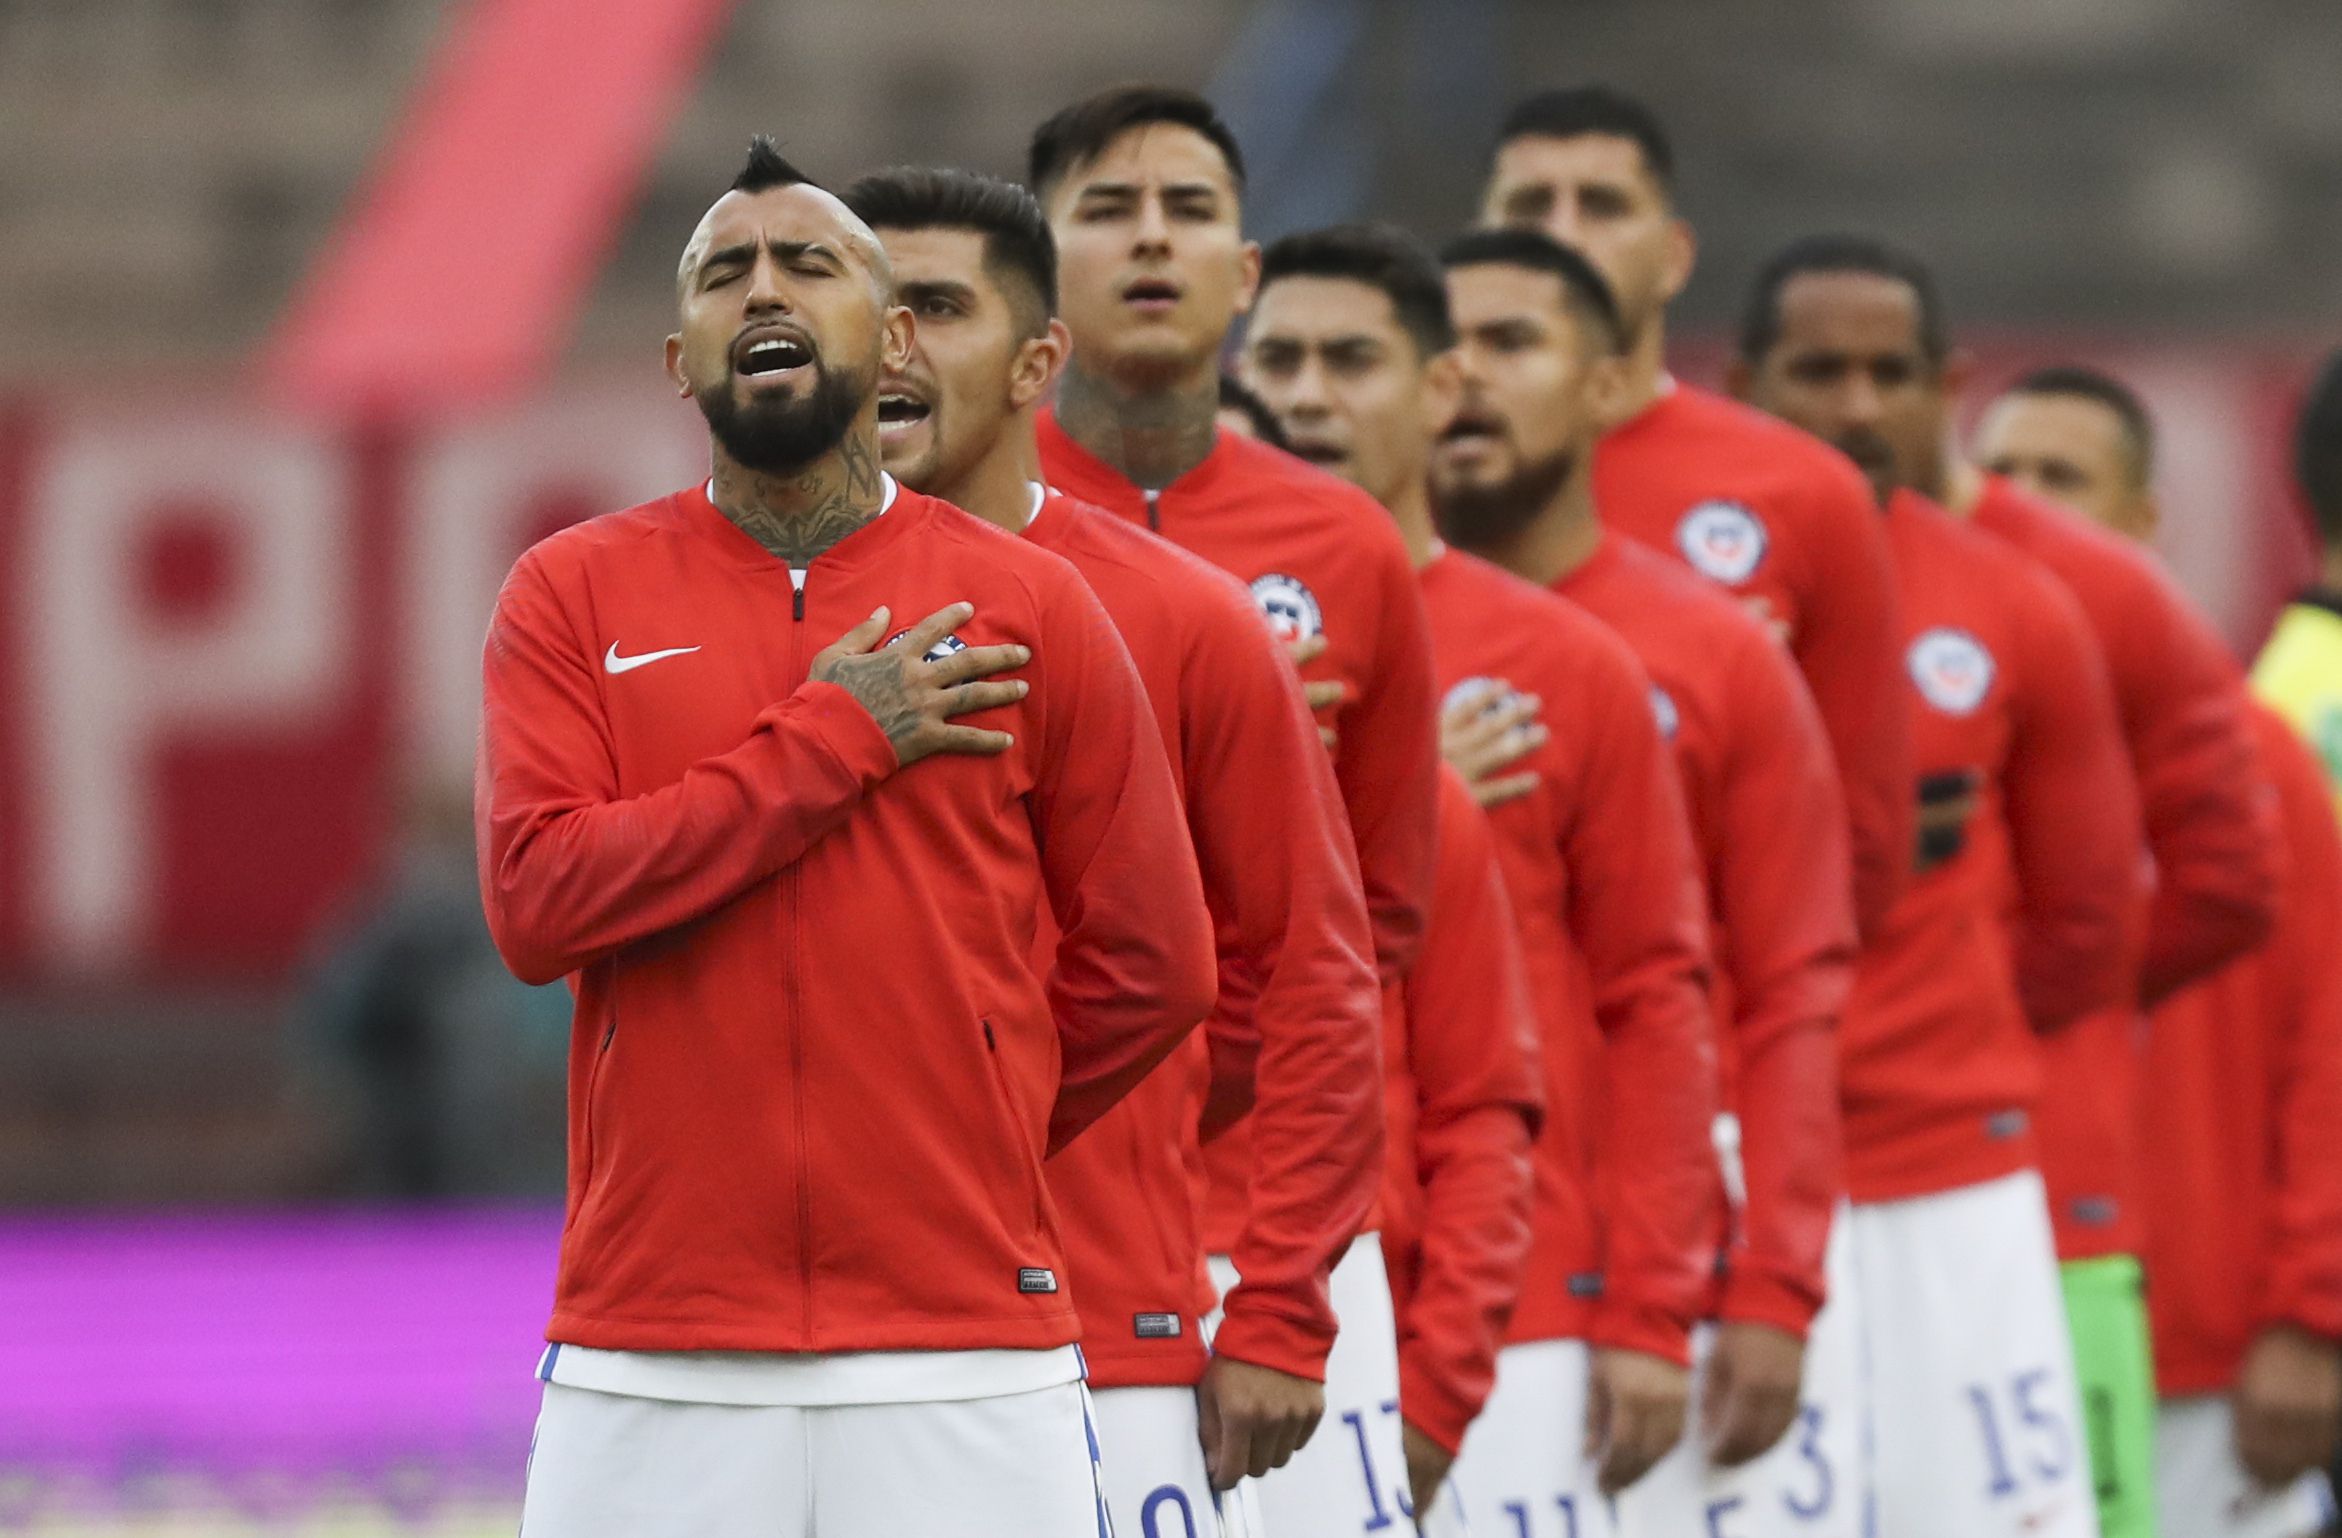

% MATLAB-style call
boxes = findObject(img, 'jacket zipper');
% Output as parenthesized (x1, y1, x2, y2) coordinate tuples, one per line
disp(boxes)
(788, 564, 813, 1337)
(1143, 489, 1160, 532)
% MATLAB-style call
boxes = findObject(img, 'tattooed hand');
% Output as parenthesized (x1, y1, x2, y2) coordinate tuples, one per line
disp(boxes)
(808, 602, 1029, 766)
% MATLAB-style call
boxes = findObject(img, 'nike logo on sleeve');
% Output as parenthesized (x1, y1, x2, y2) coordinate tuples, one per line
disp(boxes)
(604, 642, 702, 674)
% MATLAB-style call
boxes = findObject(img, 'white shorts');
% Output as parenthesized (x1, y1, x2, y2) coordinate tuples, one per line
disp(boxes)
(517, 1377, 1110, 1538)
(1206, 1235, 1409, 1537)
(1093, 1383, 1263, 1538)
(1614, 1204, 1868, 1538)
(1441, 1338, 1612, 1538)
(1853, 1169, 2096, 1538)
(2157, 1395, 2336, 1538)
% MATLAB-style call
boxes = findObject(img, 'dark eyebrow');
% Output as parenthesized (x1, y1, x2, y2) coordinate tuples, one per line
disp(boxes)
(696, 241, 755, 276)
(899, 278, 980, 308)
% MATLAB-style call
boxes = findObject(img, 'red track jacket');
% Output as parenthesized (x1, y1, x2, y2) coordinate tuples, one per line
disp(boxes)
(1558, 535, 1855, 1340)
(1970, 475, 2279, 1260)
(476, 482, 1215, 1353)
(1382, 766, 1546, 1455)
(1843, 493, 2141, 1203)
(1596, 382, 1911, 940)
(1419, 546, 1717, 1365)
(1025, 490, 1383, 1387)
(2146, 703, 2342, 1392)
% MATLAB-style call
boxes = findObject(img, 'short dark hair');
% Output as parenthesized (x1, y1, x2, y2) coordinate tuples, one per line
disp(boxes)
(732, 135, 819, 195)
(1259, 222, 1455, 358)
(841, 166, 1057, 336)
(2299, 349, 2342, 547)
(1739, 234, 1947, 366)
(1496, 86, 1675, 190)
(1027, 85, 1247, 203)
(2004, 364, 2157, 485)
(1438, 227, 1625, 353)
(1218, 373, 1291, 451)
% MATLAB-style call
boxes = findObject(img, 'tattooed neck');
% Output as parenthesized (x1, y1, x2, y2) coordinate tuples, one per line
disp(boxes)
(1053, 361, 1220, 492)
(711, 429, 887, 566)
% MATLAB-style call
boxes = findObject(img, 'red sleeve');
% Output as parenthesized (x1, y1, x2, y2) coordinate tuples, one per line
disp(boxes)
(1394, 769, 1544, 1454)
(1793, 466, 1913, 943)
(2004, 570, 2147, 1031)
(1709, 636, 1856, 1338)
(1031, 570, 1219, 1153)
(2255, 718, 2342, 1341)
(1572, 643, 1721, 1364)
(474, 549, 897, 985)
(2105, 567, 2281, 1007)
(1332, 530, 1441, 990)
(1179, 579, 1386, 1382)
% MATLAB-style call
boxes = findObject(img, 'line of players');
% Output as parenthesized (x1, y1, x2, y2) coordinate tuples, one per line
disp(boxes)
(476, 79, 2342, 1538)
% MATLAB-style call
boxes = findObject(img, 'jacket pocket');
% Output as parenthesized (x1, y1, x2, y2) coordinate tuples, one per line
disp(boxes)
(578, 1013, 617, 1195)
(978, 1019, 1048, 1240)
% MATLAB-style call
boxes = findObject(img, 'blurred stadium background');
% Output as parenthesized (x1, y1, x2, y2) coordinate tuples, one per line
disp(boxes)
(2, 0, 2337, 1530)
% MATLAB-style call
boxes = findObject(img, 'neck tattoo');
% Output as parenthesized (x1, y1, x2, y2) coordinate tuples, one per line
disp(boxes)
(716, 431, 885, 565)
(1054, 364, 1218, 491)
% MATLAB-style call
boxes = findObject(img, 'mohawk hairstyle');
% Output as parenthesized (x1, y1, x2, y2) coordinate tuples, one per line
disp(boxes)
(2005, 364, 2158, 486)
(1739, 233, 1947, 365)
(2299, 348, 2342, 547)
(1439, 226, 1626, 354)
(732, 135, 819, 194)
(1496, 86, 1676, 189)
(841, 166, 1058, 336)
(1027, 84, 1246, 203)
(1260, 222, 1455, 359)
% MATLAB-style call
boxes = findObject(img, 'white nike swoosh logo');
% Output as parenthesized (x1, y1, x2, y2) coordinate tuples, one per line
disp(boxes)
(604, 642, 702, 675)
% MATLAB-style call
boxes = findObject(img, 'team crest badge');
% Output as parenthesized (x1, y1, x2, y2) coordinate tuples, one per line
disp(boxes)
(1442, 676, 1509, 716)
(1907, 627, 1996, 716)
(884, 627, 969, 665)
(1249, 572, 1324, 642)
(1675, 501, 1769, 585)
(1650, 685, 1681, 741)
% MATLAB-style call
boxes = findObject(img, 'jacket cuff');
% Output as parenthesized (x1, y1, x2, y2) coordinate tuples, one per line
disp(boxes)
(1589, 1297, 1694, 1366)
(1397, 1351, 1478, 1457)
(1210, 1293, 1335, 1384)
(784, 681, 900, 780)
(1718, 1266, 1825, 1340)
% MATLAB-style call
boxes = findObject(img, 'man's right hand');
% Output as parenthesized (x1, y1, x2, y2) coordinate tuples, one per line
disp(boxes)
(809, 603, 1028, 766)
(1587, 1345, 1691, 1496)
(1440, 678, 1546, 808)
(1197, 1355, 1326, 1489)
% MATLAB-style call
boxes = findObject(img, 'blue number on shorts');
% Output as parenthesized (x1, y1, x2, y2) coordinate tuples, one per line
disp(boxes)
(2012, 1368, 2073, 1482)
(1782, 1405, 1834, 1520)
(1968, 1370, 2070, 1499)
(1500, 1499, 1533, 1538)
(1342, 1406, 1398, 1532)
(1705, 1495, 1748, 1537)
(1140, 1486, 1197, 1538)
(1967, 1382, 2022, 1498)
(1555, 1494, 1582, 1538)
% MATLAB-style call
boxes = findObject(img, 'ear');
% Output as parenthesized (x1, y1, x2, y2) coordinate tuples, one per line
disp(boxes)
(1010, 318, 1072, 411)
(1422, 348, 1464, 431)
(1659, 215, 1697, 305)
(2129, 489, 2163, 543)
(1587, 348, 1638, 433)
(1231, 239, 1263, 318)
(665, 333, 690, 397)
(881, 304, 916, 373)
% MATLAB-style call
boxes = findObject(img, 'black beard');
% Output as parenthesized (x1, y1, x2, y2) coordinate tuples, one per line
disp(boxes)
(1431, 446, 1577, 552)
(698, 355, 871, 474)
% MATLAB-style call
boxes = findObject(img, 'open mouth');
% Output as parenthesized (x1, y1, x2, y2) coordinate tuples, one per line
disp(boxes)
(875, 391, 933, 443)
(1440, 412, 1508, 447)
(1122, 277, 1182, 312)
(1285, 437, 1348, 467)
(734, 328, 815, 379)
